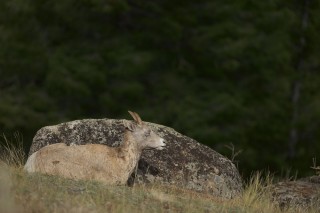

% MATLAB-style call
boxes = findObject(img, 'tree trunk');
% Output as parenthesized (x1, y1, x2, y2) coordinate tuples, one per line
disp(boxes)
(288, 0, 310, 159)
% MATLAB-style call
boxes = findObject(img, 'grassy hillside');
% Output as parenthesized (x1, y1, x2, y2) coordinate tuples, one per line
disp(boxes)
(0, 142, 318, 213)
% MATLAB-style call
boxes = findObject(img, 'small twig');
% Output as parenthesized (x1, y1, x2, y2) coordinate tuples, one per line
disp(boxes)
(224, 143, 242, 162)
(310, 157, 320, 176)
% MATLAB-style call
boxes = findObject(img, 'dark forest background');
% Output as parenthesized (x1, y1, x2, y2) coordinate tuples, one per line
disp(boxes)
(1, 0, 320, 178)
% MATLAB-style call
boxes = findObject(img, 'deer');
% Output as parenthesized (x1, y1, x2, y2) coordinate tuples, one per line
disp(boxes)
(24, 111, 166, 185)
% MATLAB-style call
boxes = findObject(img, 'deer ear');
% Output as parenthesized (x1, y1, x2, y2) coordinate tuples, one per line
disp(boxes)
(124, 120, 136, 132)
(133, 112, 143, 125)
(128, 110, 143, 125)
(128, 111, 137, 122)
(128, 111, 143, 125)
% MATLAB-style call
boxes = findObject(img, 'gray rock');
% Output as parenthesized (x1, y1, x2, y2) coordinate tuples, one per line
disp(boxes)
(28, 118, 243, 199)
(270, 176, 320, 210)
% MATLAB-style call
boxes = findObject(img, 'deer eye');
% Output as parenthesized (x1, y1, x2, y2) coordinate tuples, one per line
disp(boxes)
(144, 130, 151, 137)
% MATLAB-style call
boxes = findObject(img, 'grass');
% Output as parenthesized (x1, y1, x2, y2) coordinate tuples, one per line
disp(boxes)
(0, 137, 319, 213)
(0, 132, 25, 167)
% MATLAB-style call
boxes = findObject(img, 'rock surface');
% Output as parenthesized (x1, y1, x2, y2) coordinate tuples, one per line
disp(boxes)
(270, 176, 320, 210)
(28, 118, 243, 199)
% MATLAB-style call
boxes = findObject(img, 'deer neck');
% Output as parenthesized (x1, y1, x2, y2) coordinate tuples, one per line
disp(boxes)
(117, 131, 142, 172)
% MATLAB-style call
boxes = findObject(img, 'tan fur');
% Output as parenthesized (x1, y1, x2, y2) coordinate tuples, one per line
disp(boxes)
(24, 111, 165, 185)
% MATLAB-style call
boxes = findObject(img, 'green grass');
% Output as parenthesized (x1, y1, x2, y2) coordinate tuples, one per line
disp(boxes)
(0, 138, 318, 213)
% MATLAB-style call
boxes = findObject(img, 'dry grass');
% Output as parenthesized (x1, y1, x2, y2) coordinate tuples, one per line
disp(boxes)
(0, 137, 319, 213)
(0, 132, 25, 167)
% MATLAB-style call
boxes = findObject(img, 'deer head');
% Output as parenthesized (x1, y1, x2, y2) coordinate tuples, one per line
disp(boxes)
(125, 111, 166, 151)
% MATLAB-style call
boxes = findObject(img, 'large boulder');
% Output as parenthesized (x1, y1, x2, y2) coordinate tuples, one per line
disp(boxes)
(28, 118, 243, 199)
(270, 176, 320, 210)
